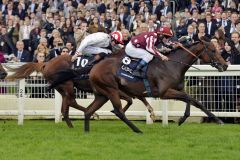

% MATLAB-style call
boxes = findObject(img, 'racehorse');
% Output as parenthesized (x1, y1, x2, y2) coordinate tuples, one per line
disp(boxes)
(6, 55, 155, 128)
(83, 39, 228, 133)
(85, 40, 227, 132)
(0, 63, 7, 79)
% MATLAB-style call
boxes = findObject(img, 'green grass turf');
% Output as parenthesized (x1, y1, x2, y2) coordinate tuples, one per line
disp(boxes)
(0, 120, 239, 160)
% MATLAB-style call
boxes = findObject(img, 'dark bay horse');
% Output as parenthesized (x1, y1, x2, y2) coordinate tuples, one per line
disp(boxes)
(0, 63, 7, 79)
(83, 40, 228, 133)
(6, 55, 154, 128)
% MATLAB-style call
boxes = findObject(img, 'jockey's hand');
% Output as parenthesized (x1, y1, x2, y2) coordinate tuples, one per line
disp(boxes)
(71, 54, 78, 62)
(76, 51, 82, 56)
(161, 55, 169, 61)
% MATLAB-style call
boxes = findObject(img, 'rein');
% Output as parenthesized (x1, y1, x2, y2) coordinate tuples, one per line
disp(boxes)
(168, 59, 200, 70)
(177, 42, 198, 58)
(167, 42, 201, 70)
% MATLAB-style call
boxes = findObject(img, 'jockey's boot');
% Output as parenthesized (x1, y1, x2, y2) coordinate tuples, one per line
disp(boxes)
(132, 59, 148, 78)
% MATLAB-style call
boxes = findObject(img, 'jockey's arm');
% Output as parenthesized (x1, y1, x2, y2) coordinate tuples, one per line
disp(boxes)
(146, 36, 169, 61)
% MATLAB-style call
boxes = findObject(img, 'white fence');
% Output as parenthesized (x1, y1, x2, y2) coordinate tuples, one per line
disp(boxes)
(0, 64, 240, 126)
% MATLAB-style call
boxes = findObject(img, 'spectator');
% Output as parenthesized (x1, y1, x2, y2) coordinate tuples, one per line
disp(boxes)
(12, 41, 31, 62)
(65, 41, 75, 56)
(74, 21, 89, 47)
(30, 51, 47, 98)
(0, 25, 16, 57)
(161, 0, 172, 17)
(193, 22, 210, 42)
(214, 29, 226, 49)
(19, 17, 33, 51)
(175, 18, 187, 39)
(189, 0, 200, 13)
(88, 16, 105, 33)
(150, 0, 162, 20)
(231, 32, 240, 53)
(178, 24, 196, 45)
(45, 37, 63, 61)
(33, 43, 49, 60)
(200, 0, 211, 12)
(60, 47, 69, 56)
(204, 13, 218, 37)
(211, 0, 223, 14)
(224, 12, 238, 38)
(15, 3, 26, 20)
(221, 39, 240, 64)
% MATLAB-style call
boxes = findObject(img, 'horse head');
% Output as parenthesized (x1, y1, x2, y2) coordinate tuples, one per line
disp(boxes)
(0, 63, 7, 79)
(199, 37, 228, 72)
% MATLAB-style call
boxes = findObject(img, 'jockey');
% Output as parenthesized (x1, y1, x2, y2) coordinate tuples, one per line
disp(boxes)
(125, 26, 174, 77)
(72, 31, 124, 64)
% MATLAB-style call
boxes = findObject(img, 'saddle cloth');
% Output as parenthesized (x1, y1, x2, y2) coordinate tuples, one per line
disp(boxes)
(117, 55, 148, 82)
(72, 55, 94, 80)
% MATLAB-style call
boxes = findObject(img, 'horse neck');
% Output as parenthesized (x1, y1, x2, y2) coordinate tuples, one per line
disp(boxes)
(168, 43, 204, 74)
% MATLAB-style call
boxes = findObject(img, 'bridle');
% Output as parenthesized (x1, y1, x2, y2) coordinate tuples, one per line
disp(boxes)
(177, 41, 221, 68)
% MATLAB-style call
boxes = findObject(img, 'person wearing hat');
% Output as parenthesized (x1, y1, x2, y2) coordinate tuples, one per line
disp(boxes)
(72, 31, 125, 65)
(125, 26, 173, 77)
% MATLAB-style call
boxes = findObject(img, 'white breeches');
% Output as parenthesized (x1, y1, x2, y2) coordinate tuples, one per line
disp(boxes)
(82, 46, 112, 55)
(125, 42, 154, 63)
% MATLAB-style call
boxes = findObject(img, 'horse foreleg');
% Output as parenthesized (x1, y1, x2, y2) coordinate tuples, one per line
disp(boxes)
(161, 88, 223, 125)
(84, 94, 108, 132)
(137, 97, 155, 122)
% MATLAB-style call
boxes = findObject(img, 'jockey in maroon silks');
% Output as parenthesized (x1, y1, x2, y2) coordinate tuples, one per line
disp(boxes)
(125, 26, 174, 77)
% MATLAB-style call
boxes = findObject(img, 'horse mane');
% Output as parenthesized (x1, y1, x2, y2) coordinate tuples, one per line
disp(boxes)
(6, 62, 46, 80)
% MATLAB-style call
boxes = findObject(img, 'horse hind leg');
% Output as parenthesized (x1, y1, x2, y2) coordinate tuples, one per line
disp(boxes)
(162, 88, 223, 125)
(108, 89, 142, 133)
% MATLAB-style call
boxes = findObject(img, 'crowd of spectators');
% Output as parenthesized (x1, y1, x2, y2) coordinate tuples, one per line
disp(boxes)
(0, 0, 240, 65)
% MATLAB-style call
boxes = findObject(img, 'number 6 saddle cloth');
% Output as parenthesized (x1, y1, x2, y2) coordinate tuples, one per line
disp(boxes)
(117, 55, 149, 82)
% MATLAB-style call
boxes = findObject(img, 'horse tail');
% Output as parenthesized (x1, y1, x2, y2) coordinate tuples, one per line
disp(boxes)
(6, 62, 45, 80)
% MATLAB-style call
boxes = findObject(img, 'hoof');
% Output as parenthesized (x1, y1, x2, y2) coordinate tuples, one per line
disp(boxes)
(150, 114, 156, 122)
(217, 119, 224, 125)
(135, 130, 143, 134)
(178, 117, 185, 126)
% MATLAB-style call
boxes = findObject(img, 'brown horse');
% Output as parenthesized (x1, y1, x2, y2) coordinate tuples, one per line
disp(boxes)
(0, 63, 7, 79)
(6, 55, 154, 128)
(79, 40, 228, 133)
